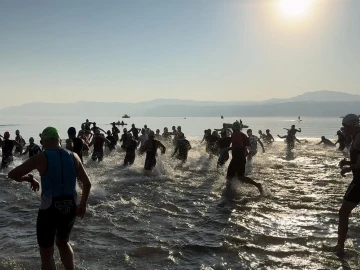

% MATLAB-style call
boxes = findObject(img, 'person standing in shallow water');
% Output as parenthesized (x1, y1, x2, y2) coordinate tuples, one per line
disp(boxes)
(7, 127, 91, 270)
(224, 122, 263, 195)
(141, 131, 166, 171)
(1, 132, 23, 169)
(334, 114, 360, 256)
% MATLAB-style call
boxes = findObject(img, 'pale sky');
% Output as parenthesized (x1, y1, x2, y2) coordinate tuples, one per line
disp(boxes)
(0, 0, 359, 107)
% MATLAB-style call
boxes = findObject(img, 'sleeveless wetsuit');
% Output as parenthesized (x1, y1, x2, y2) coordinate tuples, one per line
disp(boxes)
(344, 132, 360, 205)
(37, 149, 77, 248)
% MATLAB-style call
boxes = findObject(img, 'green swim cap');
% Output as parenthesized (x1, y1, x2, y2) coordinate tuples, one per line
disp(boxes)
(232, 122, 241, 130)
(41, 127, 60, 141)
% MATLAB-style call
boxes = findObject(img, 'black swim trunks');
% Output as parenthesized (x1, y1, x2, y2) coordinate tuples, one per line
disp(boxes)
(37, 196, 77, 248)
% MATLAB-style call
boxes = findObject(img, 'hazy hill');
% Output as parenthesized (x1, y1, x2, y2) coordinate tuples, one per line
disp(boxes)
(0, 90, 359, 117)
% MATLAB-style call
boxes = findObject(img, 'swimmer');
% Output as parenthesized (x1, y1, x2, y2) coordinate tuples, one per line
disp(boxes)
(223, 122, 263, 195)
(172, 133, 191, 163)
(334, 114, 360, 256)
(162, 127, 172, 142)
(106, 130, 117, 151)
(124, 134, 138, 166)
(1, 132, 23, 169)
(215, 123, 233, 137)
(8, 126, 91, 270)
(22, 137, 41, 158)
(217, 130, 232, 167)
(137, 129, 148, 153)
(246, 129, 265, 161)
(258, 130, 267, 141)
(155, 129, 162, 140)
(91, 123, 106, 134)
(335, 130, 346, 151)
(130, 124, 141, 140)
(111, 122, 120, 141)
(278, 130, 297, 150)
(88, 130, 110, 162)
(265, 129, 275, 144)
(140, 131, 166, 171)
(14, 130, 26, 154)
(317, 136, 335, 147)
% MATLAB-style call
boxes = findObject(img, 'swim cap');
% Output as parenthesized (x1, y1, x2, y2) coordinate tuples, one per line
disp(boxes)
(29, 137, 34, 143)
(342, 114, 359, 127)
(232, 122, 241, 130)
(4, 131, 10, 138)
(212, 131, 217, 136)
(107, 130, 111, 134)
(41, 127, 60, 141)
(156, 129, 160, 132)
(95, 129, 100, 134)
(247, 129, 252, 133)
(266, 129, 270, 133)
(67, 127, 76, 136)
(148, 131, 155, 137)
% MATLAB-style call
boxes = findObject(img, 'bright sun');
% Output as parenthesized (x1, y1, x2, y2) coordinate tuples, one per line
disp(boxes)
(279, 0, 312, 17)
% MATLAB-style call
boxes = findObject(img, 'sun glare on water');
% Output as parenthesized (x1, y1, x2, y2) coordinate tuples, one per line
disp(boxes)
(279, 0, 312, 18)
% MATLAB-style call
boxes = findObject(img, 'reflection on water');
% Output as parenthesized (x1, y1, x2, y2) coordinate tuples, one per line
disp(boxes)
(1, 138, 359, 269)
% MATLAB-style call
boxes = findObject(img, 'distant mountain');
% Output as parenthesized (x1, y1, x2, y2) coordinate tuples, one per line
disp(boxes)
(143, 102, 360, 117)
(0, 90, 359, 117)
(264, 90, 360, 104)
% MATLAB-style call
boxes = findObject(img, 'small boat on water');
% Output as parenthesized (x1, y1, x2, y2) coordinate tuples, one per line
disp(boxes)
(122, 114, 130, 118)
(115, 121, 127, 126)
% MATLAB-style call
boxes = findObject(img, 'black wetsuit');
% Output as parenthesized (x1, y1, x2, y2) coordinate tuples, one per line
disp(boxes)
(145, 140, 158, 170)
(337, 133, 346, 151)
(217, 137, 231, 166)
(174, 139, 191, 162)
(111, 126, 120, 141)
(82, 122, 91, 132)
(28, 143, 41, 157)
(1, 140, 15, 169)
(15, 136, 25, 154)
(71, 138, 84, 163)
(320, 138, 335, 146)
(130, 128, 140, 140)
(124, 139, 137, 166)
(265, 134, 274, 144)
(344, 132, 360, 205)
(207, 135, 219, 154)
(120, 134, 128, 149)
(106, 135, 117, 151)
(162, 132, 171, 141)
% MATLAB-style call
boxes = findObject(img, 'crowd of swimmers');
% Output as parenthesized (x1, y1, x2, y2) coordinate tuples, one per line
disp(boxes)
(1, 114, 360, 268)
